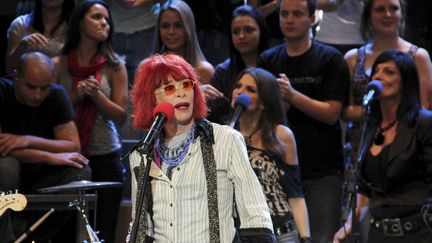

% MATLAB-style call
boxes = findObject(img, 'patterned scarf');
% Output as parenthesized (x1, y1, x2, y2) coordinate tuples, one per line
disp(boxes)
(67, 49, 106, 152)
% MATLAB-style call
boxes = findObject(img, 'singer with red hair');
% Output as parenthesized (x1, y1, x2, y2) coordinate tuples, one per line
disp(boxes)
(128, 53, 276, 242)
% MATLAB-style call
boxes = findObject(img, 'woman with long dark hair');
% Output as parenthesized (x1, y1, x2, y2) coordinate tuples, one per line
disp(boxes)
(53, 1, 128, 242)
(232, 67, 311, 243)
(203, 4, 269, 124)
(334, 50, 432, 242)
(343, 0, 432, 164)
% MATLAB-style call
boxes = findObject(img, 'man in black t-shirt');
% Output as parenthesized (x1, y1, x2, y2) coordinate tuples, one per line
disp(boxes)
(258, 1, 350, 242)
(0, 52, 91, 242)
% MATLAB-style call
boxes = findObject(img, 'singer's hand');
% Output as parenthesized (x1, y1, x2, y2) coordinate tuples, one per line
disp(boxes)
(201, 84, 224, 100)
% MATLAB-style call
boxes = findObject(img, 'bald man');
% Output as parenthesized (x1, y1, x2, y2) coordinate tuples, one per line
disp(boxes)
(0, 52, 91, 242)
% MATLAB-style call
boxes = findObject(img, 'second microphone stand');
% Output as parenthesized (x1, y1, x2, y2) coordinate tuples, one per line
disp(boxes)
(342, 104, 374, 243)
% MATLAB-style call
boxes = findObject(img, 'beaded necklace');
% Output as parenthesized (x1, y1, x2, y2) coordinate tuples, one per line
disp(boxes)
(157, 125, 196, 168)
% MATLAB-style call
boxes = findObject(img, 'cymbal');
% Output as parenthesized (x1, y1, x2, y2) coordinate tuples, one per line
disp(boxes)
(37, 180, 122, 193)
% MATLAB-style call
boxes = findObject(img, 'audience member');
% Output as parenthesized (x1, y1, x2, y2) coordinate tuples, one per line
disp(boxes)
(250, 0, 356, 47)
(153, 0, 214, 84)
(6, 0, 75, 74)
(334, 50, 432, 243)
(203, 4, 269, 124)
(315, 0, 365, 55)
(110, 0, 161, 87)
(127, 53, 275, 242)
(109, 0, 162, 140)
(232, 67, 311, 243)
(258, 0, 350, 242)
(53, 1, 128, 242)
(0, 51, 91, 242)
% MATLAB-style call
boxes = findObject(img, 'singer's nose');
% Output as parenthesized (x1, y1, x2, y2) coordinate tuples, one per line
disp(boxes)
(175, 85, 186, 97)
(371, 72, 383, 81)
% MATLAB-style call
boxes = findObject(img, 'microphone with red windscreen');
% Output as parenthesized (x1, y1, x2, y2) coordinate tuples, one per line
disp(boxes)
(136, 102, 175, 154)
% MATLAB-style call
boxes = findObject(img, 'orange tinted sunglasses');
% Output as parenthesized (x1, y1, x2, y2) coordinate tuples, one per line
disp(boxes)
(154, 79, 196, 96)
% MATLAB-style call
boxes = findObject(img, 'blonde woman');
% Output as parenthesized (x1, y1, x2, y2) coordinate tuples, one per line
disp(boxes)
(153, 0, 214, 84)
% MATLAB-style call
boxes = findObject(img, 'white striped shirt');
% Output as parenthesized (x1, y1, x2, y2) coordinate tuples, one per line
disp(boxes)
(129, 123, 273, 242)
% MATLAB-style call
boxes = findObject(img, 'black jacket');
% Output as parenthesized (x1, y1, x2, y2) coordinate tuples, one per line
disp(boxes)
(359, 109, 432, 208)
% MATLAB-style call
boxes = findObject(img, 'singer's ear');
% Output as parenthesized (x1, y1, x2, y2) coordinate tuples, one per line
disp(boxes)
(260, 104, 265, 110)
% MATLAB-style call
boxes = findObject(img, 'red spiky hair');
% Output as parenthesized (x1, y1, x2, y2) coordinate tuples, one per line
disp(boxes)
(131, 53, 207, 129)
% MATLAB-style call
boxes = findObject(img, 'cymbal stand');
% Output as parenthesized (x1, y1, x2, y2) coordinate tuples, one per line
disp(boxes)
(77, 189, 98, 228)
(70, 197, 102, 243)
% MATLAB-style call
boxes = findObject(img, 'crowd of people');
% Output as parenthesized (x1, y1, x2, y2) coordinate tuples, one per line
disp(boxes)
(1, 0, 432, 243)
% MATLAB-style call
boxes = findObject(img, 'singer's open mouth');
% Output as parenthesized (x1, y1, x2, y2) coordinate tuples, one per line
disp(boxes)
(174, 102, 190, 109)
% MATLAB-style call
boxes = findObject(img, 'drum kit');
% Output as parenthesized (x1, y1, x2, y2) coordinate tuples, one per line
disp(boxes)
(14, 180, 122, 243)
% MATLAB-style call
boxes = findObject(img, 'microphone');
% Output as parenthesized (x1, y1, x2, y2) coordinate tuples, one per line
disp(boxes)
(362, 80, 383, 107)
(136, 102, 175, 154)
(228, 94, 251, 128)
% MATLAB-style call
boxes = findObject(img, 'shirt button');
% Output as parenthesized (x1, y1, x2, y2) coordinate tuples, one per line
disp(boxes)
(170, 203, 173, 207)
(170, 185, 173, 188)
(177, 167, 180, 171)
(170, 223, 173, 227)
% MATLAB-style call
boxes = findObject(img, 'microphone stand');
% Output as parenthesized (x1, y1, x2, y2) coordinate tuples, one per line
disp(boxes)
(124, 104, 172, 242)
(121, 138, 153, 242)
(343, 104, 373, 243)
(122, 114, 167, 160)
(128, 152, 152, 243)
